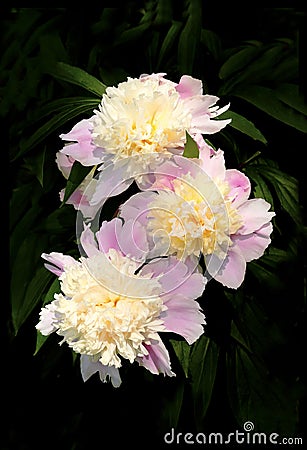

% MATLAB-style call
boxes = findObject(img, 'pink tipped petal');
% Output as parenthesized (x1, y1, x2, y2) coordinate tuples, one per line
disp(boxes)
(200, 148, 226, 181)
(95, 218, 123, 254)
(194, 133, 215, 157)
(163, 272, 207, 300)
(60, 119, 102, 167)
(90, 161, 134, 206)
(119, 219, 149, 261)
(206, 246, 246, 289)
(41, 252, 78, 276)
(80, 355, 121, 387)
(237, 198, 275, 235)
(176, 75, 203, 99)
(119, 191, 156, 225)
(233, 222, 273, 262)
(137, 338, 175, 377)
(140, 257, 206, 299)
(140, 257, 189, 289)
(213, 102, 231, 117)
(226, 169, 251, 207)
(60, 119, 92, 142)
(191, 116, 232, 135)
(163, 294, 206, 344)
(36, 303, 58, 335)
(56, 152, 74, 179)
(80, 224, 99, 257)
(185, 95, 220, 113)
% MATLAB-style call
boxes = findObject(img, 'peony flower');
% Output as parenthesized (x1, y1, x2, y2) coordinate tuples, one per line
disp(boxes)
(57, 74, 231, 217)
(119, 136, 275, 289)
(36, 217, 206, 387)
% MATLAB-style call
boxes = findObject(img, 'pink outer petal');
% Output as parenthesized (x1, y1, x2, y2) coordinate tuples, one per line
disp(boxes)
(119, 191, 157, 226)
(225, 169, 251, 208)
(233, 222, 273, 262)
(237, 198, 275, 235)
(191, 116, 232, 135)
(176, 75, 203, 99)
(185, 95, 220, 114)
(80, 355, 121, 387)
(95, 218, 123, 254)
(36, 303, 58, 335)
(60, 119, 92, 142)
(140, 256, 206, 299)
(90, 161, 134, 206)
(56, 152, 74, 179)
(59, 119, 102, 166)
(163, 294, 206, 344)
(200, 148, 226, 181)
(205, 247, 247, 289)
(119, 219, 149, 261)
(137, 337, 175, 377)
(80, 224, 99, 257)
(95, 217, 149, 261)
(194, 133, 216, 157)
(41, 252, 78, 276)
(183, 95, 231, 135)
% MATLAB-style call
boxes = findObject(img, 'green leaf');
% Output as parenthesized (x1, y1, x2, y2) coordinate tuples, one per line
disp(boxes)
(230, 321, 252, 354)
(160, 380, 185, 430)
(259, 164, 301, 225)
(274, 83, 307, 115)
(10, 204, 43, 269)
(47, 62, 107, 97)
(154, 0, 173, 27)
(11, 233, 50, 333)
(221, 42, 289, 95)
(113, 22, 151, 47)
(248, 260, 285, 290)
(244, 167, 274, 208)
(12, 102, 98, 161)
(24, 146, 46, 187)
(62, 161, 93, 204)
(10, 183, 35, 232)
(34, 277, 61, 355)
(232, 85, 307, 133)
(260, 246, 291, 267)
(42, 277, 61, 306)
(183, 131, 199, 158)
(157, 20, 182, 69)
(30, 97, 100, 123)
(226, 342, 299, 434)
(268, 55, 298, 82)
(219, 45, 261, 80)
(170, 340, 191, 378)
(219, 110, 267, 144)
(189, 335, 220, 427)
(12, 266, 52, 334)
(34, 332, 49, 356)
(178, 0, 202, 74)
(200, 28, 222, 61)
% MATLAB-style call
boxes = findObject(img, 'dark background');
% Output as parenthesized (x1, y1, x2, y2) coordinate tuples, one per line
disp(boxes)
(4, 5, 307, 449)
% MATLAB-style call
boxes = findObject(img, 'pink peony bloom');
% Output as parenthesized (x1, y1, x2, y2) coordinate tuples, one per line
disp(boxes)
(119, 136, 275, 289)
(36, 218, 206, 387)
(57, 74, 231, 218)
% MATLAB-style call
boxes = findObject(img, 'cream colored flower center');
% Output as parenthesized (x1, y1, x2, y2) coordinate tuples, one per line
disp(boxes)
(91, 77, 191, 161)
(147, 174, 242, 259)
(54, 251, 165, 368)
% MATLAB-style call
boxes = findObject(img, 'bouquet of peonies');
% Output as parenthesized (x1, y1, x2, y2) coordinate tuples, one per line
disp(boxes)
(36, 73, 275, 387)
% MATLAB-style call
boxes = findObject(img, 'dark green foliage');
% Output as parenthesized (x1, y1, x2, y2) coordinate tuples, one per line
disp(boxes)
(5, 5, 306, 450)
